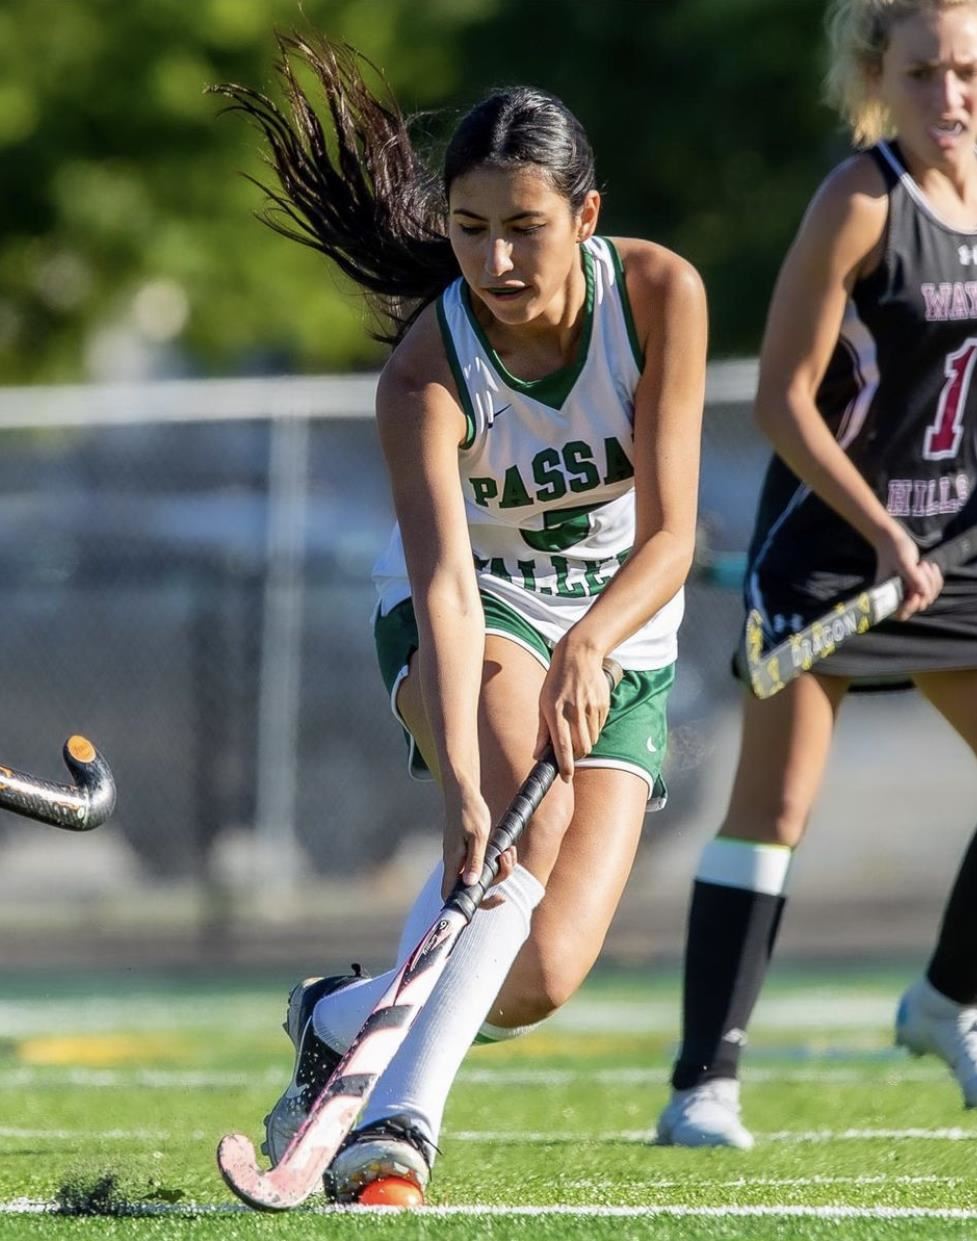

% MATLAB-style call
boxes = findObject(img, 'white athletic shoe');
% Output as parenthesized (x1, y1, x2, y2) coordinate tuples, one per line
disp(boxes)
(262, 968, 368, 1165)
(896, 976, 977, 1107)
(655, 1078, 755, 1150)
(326, 1115, 435, 1203)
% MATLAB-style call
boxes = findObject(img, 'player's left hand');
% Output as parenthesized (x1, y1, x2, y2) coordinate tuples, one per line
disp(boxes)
(873, 524, 944, 619)
(534, 638, 612, 781)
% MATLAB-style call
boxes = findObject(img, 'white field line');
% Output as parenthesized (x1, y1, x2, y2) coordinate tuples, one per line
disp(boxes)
(552, 994, 899, 1033)
(447, 1127, 977, 1144)
(0, 1064, 946, 1090)
(0, 1067, 284, 1089)
(458, 1065, 943, 1086)
(0, 998, 280, 1036)
(564, 1175, 963, 1189)
(2, 1125, 975, 1144)
(0, 1127, 206, 1141)
(765, 1127, 977, 1143)
(0, 993, 900, 1037)
(2, 1199, 977, 1220)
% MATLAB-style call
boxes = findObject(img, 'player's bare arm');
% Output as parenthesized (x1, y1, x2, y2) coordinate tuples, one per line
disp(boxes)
(602, 238, 707, 629)
(376, 310, 492, 887)
(756, 156, 941, 613)
(534, 239, 706, 778)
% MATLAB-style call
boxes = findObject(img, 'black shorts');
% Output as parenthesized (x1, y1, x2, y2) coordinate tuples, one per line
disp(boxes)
(740, 562, 977, 685)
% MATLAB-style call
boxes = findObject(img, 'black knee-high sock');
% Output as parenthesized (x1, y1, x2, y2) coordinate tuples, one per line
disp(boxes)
(927, 825, 977, 1005)
(671, 879, 787, 1090)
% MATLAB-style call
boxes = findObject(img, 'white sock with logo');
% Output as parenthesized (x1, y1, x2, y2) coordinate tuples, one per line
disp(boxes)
(396, 862, 446, 961)
(357, 863, 545, 1149)
(397, 862, 544, 1044)
(312, 862, 445, 1051)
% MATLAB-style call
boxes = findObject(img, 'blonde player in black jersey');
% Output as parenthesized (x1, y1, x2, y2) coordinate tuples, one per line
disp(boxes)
(658, 0, 977, 1150)
(215, 37, 706, 1199)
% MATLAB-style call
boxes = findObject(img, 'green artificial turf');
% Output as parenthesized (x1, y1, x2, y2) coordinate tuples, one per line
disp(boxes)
(0, 966, 973, 1240)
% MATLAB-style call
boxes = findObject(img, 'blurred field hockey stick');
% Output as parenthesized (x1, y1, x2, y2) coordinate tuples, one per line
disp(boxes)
(217, 658, 624, 1211)
(0, 735, 116, 830)
(745, 524, 977, 699)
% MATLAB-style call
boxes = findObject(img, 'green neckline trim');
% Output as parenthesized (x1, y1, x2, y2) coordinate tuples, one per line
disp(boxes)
(437, 296, 477, 449)
(461, 244, 595, 411)
(605, 238, 644, 369)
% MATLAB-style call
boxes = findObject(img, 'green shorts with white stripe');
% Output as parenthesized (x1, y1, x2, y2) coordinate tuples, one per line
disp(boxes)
(373, 592, 672, 809)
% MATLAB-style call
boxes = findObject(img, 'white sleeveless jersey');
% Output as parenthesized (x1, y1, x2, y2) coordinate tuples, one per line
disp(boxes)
(372, 235, 684, 670)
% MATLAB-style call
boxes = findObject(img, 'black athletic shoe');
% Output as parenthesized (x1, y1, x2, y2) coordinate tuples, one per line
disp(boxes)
(261, 966, 368, 1165)
(325, 1114, 437, 1203)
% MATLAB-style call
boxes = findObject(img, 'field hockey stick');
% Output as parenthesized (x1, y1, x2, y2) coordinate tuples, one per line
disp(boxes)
(744, 524, 977, 700)
(217, 657, 624, 1211)
(0, 735, 116, 830)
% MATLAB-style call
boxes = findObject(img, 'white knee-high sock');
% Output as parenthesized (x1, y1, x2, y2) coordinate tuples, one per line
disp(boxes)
(396, 862, 445, 962)
(397, 862, 544, 1047)
(358, 863, 544, 1149)
(312, 862, 446, 1050)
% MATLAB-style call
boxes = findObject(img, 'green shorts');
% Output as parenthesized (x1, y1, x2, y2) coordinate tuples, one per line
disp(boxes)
(373, 592, 672, 810)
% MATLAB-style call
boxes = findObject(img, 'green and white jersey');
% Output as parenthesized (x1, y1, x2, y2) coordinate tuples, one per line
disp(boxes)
(372, 235, 683, 670)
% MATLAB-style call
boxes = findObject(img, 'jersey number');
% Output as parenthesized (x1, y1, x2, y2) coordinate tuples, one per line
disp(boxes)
(521, 503, 602, 553)
(924, 338, 977, 460)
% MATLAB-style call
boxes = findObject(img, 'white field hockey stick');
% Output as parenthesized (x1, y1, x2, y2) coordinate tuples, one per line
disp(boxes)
(744, 524, 977, 699)
(0, 735, 116, 830)
(217, 658, 624, 1211)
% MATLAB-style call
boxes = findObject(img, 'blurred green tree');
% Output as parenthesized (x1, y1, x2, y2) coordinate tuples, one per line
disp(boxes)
(0, 0, 845, 383)
(0, 0, 492, 382)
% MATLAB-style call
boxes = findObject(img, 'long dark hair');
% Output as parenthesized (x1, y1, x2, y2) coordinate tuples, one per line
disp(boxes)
(212, 35, 596, 345)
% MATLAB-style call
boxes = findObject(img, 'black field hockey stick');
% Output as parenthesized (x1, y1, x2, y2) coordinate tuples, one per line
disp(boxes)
(744, 524, 977, 699)
(0, 735, 116, 830)
(217, 658, 624, 1212)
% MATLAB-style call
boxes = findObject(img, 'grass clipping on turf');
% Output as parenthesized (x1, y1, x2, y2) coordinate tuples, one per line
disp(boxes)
(56, 1171, 186, 1216)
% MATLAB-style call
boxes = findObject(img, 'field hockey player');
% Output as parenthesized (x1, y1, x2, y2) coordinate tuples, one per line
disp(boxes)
(215, 32, 706, 1202)
(658, 0, 977, 1151)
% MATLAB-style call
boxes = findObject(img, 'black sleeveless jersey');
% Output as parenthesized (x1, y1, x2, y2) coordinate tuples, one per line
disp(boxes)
(744, 141, 977, 676)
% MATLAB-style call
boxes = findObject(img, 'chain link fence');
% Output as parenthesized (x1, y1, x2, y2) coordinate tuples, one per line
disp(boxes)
(0, 366, 754, 871)
(2, 364, 970, 967)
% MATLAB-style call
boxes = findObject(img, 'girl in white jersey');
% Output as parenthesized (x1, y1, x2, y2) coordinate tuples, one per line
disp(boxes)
(216, 36, 706, 1201)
